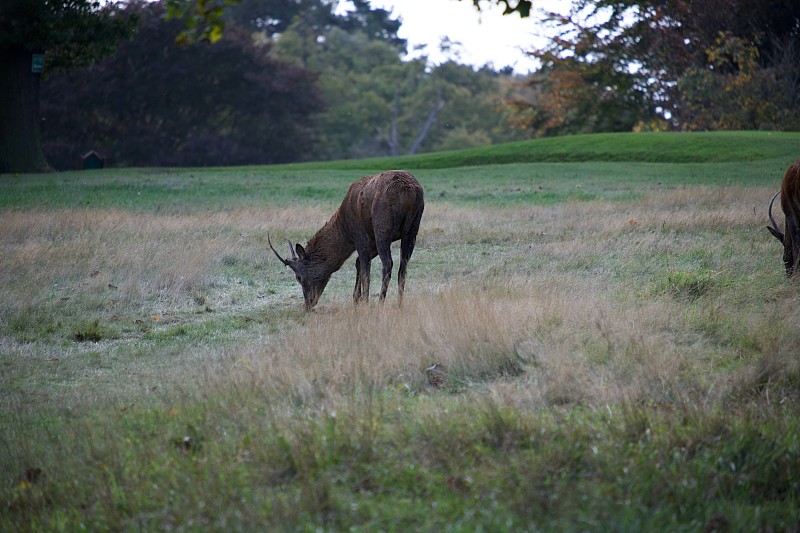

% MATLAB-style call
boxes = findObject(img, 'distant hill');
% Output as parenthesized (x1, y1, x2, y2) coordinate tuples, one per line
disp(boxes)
(274, 131, 800, 171)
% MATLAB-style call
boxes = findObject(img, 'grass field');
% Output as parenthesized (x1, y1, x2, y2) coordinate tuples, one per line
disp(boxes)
(2, 131, 800, 531)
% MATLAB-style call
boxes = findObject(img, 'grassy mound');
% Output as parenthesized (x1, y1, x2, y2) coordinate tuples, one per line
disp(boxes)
(278, 131, 800, 171)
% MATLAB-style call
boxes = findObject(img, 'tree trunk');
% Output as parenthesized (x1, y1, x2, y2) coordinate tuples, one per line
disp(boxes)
(0, 45, 49, 173)
(387, 91, 400, 157)
(409, 100, 445, 155)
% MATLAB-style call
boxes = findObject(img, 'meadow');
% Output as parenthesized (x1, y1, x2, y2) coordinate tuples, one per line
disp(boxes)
(2, 131, 800, 531)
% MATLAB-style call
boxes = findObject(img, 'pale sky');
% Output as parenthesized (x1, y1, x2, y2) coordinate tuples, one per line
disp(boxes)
(337, 0, 573, 74)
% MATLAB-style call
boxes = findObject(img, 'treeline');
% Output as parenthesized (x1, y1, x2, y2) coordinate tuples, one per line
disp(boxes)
(39, 0, 800, 169)
(40, 0, 524, 169)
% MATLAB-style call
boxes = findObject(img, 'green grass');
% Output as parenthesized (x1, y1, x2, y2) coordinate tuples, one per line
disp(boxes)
(3, 396, 799, 530)
(2, 131, 800, 531)
(0, 159, 789, 211)
(2, 131, 798, 211)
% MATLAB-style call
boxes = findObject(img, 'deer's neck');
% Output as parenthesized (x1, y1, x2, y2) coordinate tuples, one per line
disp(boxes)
(305, 210, 355, 274)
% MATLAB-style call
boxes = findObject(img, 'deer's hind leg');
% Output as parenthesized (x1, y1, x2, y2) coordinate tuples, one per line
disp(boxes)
(371, 219, 397, 303)
(376, 239, 393, 302)
(397, 208, 423, 306)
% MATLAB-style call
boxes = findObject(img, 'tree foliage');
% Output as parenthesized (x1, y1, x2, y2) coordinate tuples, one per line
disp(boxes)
(40, 2, 323, 169)
(273, 6, 523, 160)
(226, 0, 336, 39)
(511, 0, 800, 134)
(164, 0, 239, 44)
(677, 31, 800, 130)
(170, 0, 406, 49)
(31, 0, 526, 169)
(0, 0, 135, 72)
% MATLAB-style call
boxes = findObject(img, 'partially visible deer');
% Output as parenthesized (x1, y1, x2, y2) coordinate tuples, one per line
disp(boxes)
(767, 160, 800, 277)
(270, 170, 424, 310)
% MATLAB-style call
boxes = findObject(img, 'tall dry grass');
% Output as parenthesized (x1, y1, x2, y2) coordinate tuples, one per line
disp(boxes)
(221, 184, 797, 414)
(224, 275, 799, 419)
(0, 206, 328, 315)
(2, 184, 799, 417)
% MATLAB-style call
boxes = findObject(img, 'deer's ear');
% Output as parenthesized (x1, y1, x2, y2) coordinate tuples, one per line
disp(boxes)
(295, 243, 306, 259)
(767, 225, 785, 243)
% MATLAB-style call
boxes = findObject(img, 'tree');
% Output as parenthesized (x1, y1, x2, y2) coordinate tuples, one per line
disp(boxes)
(333, 0, 405, 51)
(508, 52, 661, 136)
(176, 0, 406, 50)
(416, 61, 525, 153)
(274, 8, 524, 161)
(677, 32, 800, 131)
(225, 0, 327, 35)
(40, 2, 323, 168)
(522, 0, 800, 131)
(275, 25, 409, 159)
(505, 1, 669, 135)
(663, 0, 800, 129)
(0, 0, 134, 173)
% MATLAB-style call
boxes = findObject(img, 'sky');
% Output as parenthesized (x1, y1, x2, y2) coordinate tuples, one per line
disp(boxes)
(336, 0, 573, 74)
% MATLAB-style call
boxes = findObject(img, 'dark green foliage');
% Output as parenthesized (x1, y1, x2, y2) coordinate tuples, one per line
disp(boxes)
(73, 318, 116, 342)
(0, 0, 135, 72)
(333, 0, 406, 51)
(40, 2, 323, 169)
(225, 0, 324, 36)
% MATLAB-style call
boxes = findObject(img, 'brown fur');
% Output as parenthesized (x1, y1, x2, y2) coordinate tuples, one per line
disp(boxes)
(270, 170, 424, 310)
(768, 160, 800, 277)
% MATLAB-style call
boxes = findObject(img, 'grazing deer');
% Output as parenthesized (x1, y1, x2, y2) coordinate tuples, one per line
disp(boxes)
(767, 160, 800, 277)
(270, 170, 424, 310)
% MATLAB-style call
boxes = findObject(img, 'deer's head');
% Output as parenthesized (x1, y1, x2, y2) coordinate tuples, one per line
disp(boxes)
(269, 234, 331, 310)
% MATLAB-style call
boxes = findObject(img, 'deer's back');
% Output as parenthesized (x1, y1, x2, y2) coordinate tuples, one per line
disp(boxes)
(782, 161, 800, 215)
(344, 169, 422, 218)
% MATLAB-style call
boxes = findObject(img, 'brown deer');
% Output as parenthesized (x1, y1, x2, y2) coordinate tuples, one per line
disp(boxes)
(269, 170, 424, 310)
(767, 160, 800, 277)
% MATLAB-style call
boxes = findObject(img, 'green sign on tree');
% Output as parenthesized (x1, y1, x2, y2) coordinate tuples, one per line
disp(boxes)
(31, 54, 45, 73)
